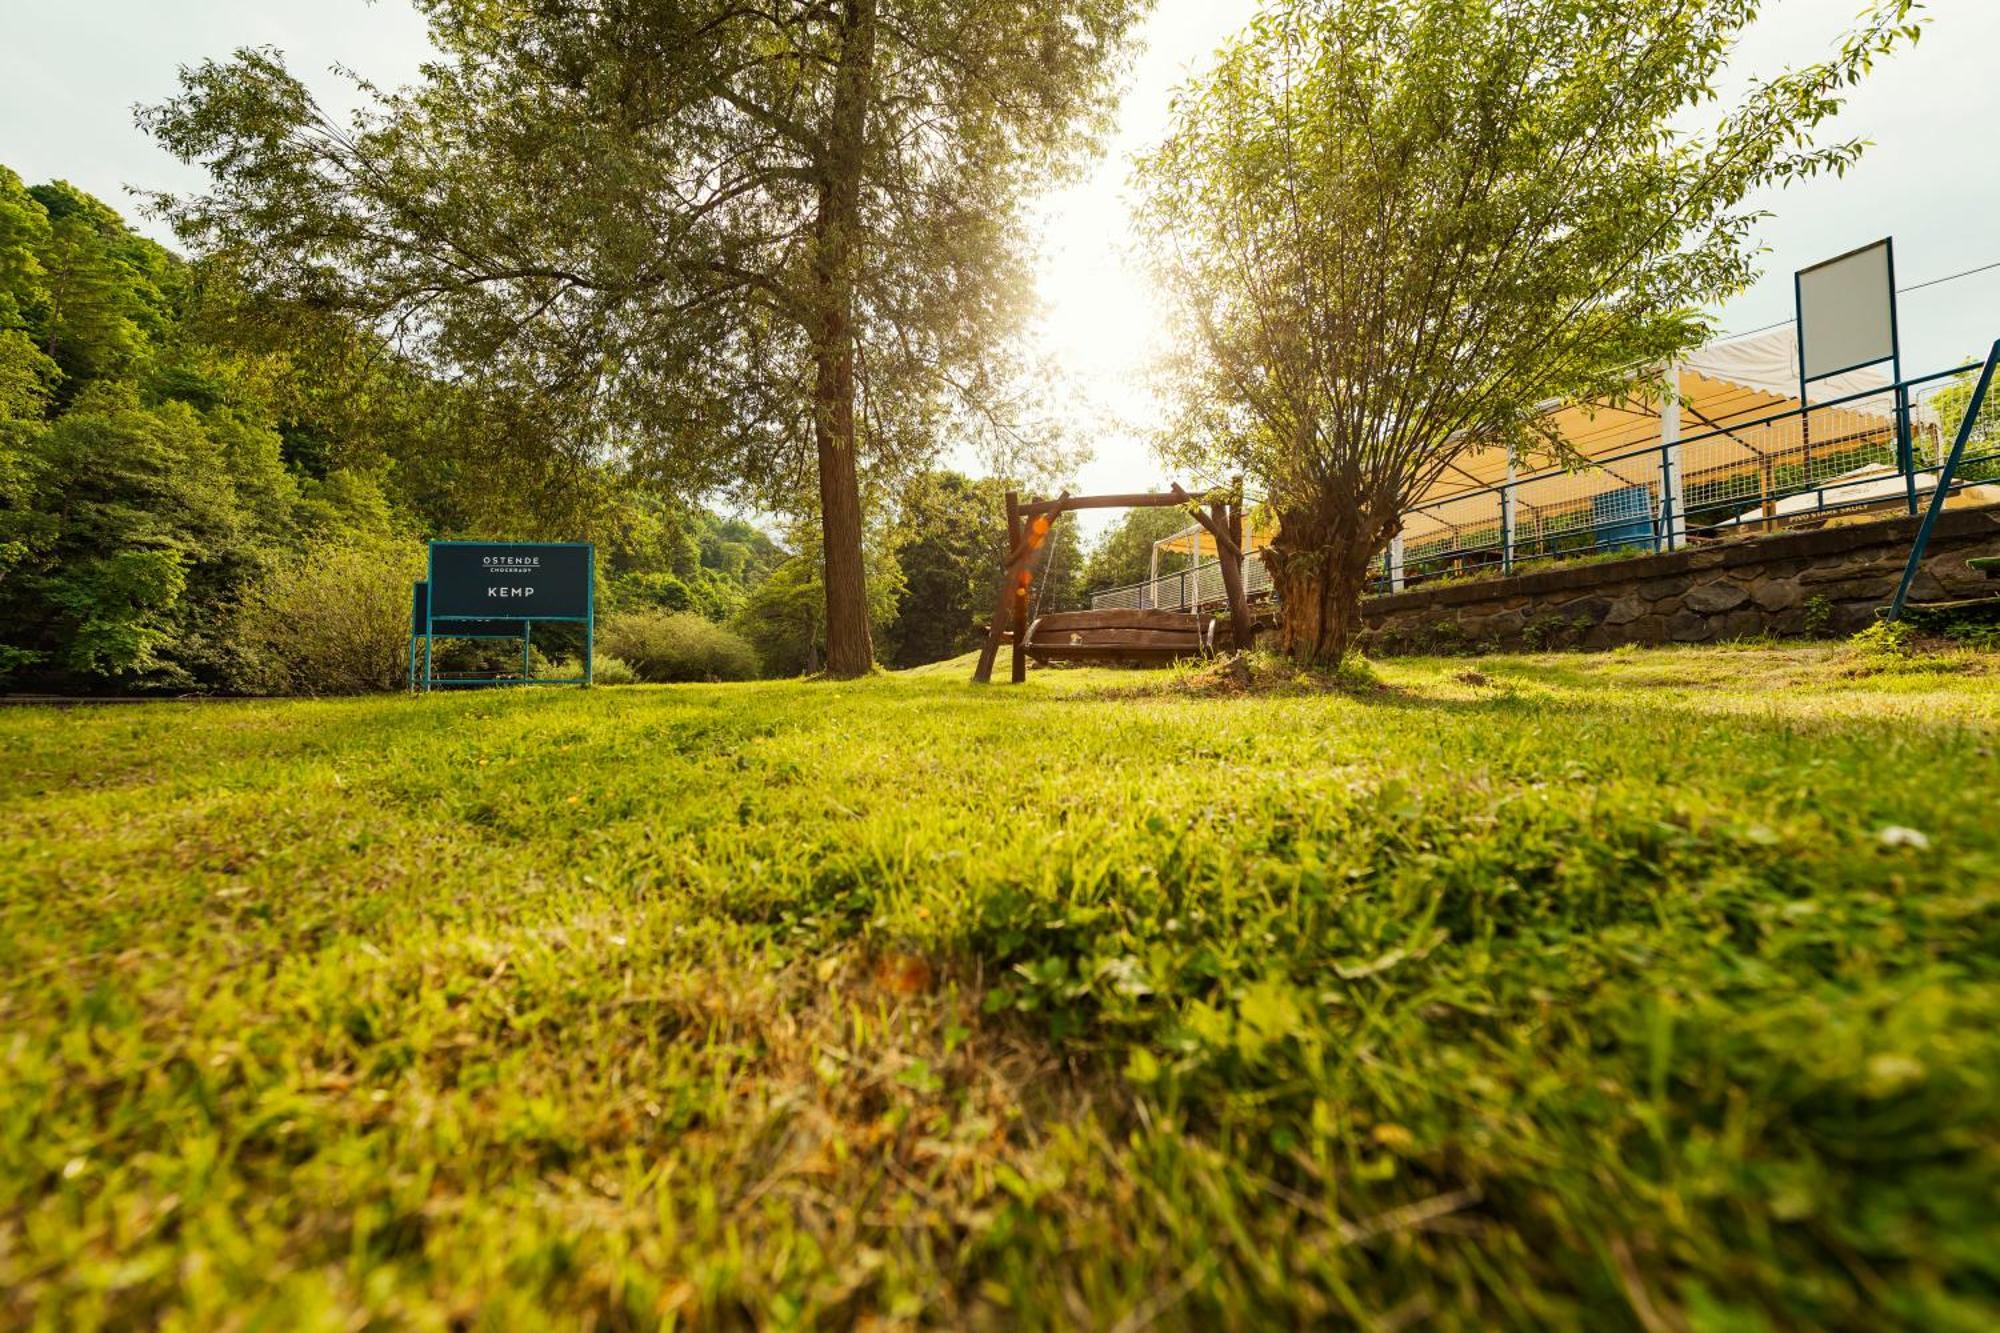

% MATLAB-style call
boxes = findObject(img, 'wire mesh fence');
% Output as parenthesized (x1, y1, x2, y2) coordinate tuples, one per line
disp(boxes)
(1374, 359, 1998, 591)
(1083, 358, 2000, 611)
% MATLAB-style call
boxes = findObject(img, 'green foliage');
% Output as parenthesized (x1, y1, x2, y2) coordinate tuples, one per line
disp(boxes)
(733, 517, 905, 676)
(231, 537, 424, 695)
(0, 161, 802, 694)
(2, 645, 1997, 1325)
(0, 166, 403, 691)
(4, 395, 297, 687)
(597, 610, 759, 683)
(1928, 360, 2000, 478)
(1079, 504, 1196, 593)
(883, 469, 1086, 669)
(142, 1, 1151, 674)
(1136, 0, 1924, 662)
(587, 654, 638, 687)
(24, 181, 174, 396)
(601, 495, 782, 623)
(1849, 618, 1918, 661)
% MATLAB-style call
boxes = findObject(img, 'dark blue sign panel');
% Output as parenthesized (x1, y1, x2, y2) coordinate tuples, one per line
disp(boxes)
(412, 581, 523, 638)
(427, 542, 593, 620)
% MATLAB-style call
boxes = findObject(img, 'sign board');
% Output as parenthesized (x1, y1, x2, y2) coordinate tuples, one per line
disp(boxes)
(411, 581, 523, 639)
(427, 542, 593, 621)
(1795, 238, 1899, 390)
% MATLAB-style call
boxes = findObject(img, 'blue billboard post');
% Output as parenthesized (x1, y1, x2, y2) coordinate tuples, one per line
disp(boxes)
(411, 542, 595, 692)
(1794, 238, 1906, 511)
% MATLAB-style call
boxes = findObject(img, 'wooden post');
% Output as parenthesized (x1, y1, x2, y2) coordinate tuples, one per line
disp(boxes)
(1012, 499, 1036, 684)
(1228, 476, 1250, 649)
(1211, 499, 1250, 652)
(1174, 483, 1250, 654)
(974, 493, 1021, 685)
(972, 493, 1067, 684)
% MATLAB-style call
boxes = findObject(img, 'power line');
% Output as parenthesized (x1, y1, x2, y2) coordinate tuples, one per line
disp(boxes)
(1900, 257, 2000, 295)
(1715, 256, 2000, 342)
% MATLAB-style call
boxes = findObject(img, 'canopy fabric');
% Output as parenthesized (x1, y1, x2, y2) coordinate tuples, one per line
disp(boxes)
(1685, 326, 1890, 403)
(1155, 326, 1907, 567)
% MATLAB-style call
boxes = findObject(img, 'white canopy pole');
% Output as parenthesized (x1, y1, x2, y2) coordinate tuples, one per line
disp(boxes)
(1662, 361, 1686, 550)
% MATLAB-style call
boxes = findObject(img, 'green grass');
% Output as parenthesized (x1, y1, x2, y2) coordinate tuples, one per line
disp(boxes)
(3, 644, 1998, 1329)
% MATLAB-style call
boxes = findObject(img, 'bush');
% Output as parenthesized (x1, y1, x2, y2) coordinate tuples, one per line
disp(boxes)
(232, 538, 422, 695)
(589, 654, 638, 686)
(597, 610, 758, 683)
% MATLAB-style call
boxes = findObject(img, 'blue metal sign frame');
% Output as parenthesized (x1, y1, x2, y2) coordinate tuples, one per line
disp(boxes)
(412, 542, 595, 692)
(1794, 238, 1912, 513)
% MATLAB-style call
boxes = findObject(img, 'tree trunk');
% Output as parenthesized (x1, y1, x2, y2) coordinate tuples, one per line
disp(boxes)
(1264, 496, 1395, 666)
(810, 0, 879, 678)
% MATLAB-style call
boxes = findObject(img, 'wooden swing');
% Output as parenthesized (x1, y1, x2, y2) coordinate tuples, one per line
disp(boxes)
(972, 480, 1252, 684)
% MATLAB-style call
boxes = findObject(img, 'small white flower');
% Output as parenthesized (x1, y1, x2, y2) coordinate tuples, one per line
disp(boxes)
(1877, 825, 1931, 851)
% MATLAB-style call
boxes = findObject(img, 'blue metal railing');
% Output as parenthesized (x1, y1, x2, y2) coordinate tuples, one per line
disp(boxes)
(1886, 339, 2000, 620)
(1082, 355, 2000, 612)
(1377, 358, 1999, 593)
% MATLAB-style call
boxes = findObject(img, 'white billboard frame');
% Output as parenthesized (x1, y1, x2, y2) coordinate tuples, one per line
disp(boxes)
(1793, 237, 1901, 399)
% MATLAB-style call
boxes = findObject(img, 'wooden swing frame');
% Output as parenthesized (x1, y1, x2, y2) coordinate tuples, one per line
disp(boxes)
(971, 478, 1252, 684)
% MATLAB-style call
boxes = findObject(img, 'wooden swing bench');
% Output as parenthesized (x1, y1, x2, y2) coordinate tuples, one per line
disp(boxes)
(1019, 608, 1218, 664)
(974, 480, 1252, 684)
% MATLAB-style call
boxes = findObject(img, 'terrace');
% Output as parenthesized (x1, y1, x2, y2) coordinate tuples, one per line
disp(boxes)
(1090, 327, 2000, 613)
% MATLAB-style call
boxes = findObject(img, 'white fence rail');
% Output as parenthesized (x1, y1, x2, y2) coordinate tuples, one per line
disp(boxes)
(1090, 552, 1273, 613)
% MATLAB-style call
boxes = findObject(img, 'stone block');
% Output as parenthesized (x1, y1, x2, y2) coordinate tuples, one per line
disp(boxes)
(1905, 569, 1948, 603)
(1717, 608, 1764, 640)
(1566, 596, 1614, 622)
(1800, 557, 1878, 586)
(1931, 558, 1995, 596)
(1627, 615, 1670, 644)
(1668, 609, 1713, 642)
(1749, 578, 1801, 612)
(1604, 595, 1648, 625)
(1768, 607, 1810, 636)
(1814, 576, 1895, 603)
(1685, 580, 1750, 613)
(1460, 609, 1525, 639)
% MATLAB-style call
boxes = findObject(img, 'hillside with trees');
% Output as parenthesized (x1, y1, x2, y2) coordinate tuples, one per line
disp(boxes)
(142, 0, 1152, 678)
(0, 165, 1138, 688)
(0, 167, 789, 693)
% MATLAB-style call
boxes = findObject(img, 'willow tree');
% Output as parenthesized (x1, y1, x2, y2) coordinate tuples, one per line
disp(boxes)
(1136, 0, 1922, 664)
(144, 0, 1147, 676)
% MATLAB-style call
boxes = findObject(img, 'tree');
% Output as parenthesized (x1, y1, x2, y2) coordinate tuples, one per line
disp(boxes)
(600, 493, 784, 621)
(1080, 503, 1196, 595)
(734, 513, 904, 676)
(144, 0, 1150, 676)
(1136, 0, 1923, 663)
(882, 468, 1083, 667)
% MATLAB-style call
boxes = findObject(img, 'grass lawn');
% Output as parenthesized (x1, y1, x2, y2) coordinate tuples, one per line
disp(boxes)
(3, 643, 1997, 1329)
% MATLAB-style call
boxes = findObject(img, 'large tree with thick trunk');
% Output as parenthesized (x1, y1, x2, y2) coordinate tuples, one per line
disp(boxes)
(143, 0, 1147, 675)
(1136, 0, 1922, 665)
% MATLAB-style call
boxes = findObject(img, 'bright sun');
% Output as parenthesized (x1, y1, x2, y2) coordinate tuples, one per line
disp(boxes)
(1012, 2, 1261, 534)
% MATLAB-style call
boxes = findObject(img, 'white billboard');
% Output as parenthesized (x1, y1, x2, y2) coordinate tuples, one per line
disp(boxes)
(1795, 238, 1898, 387)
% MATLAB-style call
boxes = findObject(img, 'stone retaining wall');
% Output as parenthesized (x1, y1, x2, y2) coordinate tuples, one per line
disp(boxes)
(1354, 504, 2000, 654)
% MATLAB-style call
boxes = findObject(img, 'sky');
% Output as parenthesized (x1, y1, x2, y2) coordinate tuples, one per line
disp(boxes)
(4, 0, 1998, 538)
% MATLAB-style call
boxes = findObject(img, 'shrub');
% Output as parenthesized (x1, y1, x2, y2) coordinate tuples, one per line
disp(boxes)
(232, 538, 422, 695)
(597, 610, 758, 683)
(1849, 619, 1915, 659)
(589, 654, 638, 686)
